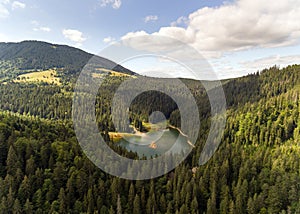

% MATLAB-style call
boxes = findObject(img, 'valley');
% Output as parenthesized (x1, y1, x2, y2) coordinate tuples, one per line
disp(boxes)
(0, 41, 299, 213)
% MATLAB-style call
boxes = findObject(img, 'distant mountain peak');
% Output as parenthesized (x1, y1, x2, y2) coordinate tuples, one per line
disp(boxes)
(0, 40, 134, 75)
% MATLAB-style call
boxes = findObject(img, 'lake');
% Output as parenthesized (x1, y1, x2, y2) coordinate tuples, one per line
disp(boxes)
(116, 127, 192, 158)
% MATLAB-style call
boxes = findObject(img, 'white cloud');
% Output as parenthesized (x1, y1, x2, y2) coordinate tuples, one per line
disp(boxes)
(62, 29, 86, 43)
(121, 0, 300, 58)
(30, 20, 39, 26)
(1, 0, 10, 4)
(144, 15, 158, 23)
(40, 27, 51, 32)
(12, 1, 25, 10)
(187, 0, 300, 52)
(121, 30, 173, 52)
(112, 0, 121, 9)
(100, 0, 121, 9)
(1, 0, 26, 20)
(241, 55, 300, 72)
(120, 28, 198, 60)
(31, 21, 51, 32)
(34, 27, 51, 32)
(0, 4, 9, 18)
(170, 16, 188, 27)
(210, 54, 300, 79)
(103, 36, 115, 44)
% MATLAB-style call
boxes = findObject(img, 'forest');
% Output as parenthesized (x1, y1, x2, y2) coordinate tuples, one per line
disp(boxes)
(0, 41, 299, 213)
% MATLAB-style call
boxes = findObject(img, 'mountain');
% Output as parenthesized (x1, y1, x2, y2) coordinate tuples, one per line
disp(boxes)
(0, 40, 93, 70)
(0, 40, 135, 82)
(0, 41, 299, 213)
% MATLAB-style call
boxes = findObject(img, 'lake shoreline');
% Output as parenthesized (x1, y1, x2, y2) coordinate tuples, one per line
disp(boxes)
(167, 125, 195, 148)
(109, 124, 195, 148)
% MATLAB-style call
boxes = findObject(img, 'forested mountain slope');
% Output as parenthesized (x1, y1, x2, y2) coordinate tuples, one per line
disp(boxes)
(0, 41, 299, 213)
(0, 41, 93, 70)
(0, 65, 299, 213)
(0, 41, 134, 83)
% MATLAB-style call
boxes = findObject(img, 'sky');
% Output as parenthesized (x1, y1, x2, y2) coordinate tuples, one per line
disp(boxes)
(1, 0, 300, 79)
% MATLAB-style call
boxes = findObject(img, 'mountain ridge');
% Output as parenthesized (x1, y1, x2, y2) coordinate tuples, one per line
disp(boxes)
(0, 40, 135, 76)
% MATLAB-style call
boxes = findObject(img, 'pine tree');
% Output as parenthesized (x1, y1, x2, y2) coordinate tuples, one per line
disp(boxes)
(109, 206, 114, 214)
(133, 194, 141, 214)
(58, 188, 67, 213)
(6, 146, 19, 176)
(174, 190, 180, 211)
(87, 188, 94, 213)
(117, 194, 122, 214)
(247, 197, 256, 214)
(207, 187, 217, 214)
(141, 187, 146, 211)
(110, 178, 119, 207)
(191, 196, 199, 214)
(220, 186, 230, 214)
(229, 199, 235, 214)
(6, 187, 14, 211)
(12, 199, 22, 214)
(179, 204, 188, 214)
(73, 200, 83, 214)
(25, 155, 35, 175)
(128, 183, 135, 212)
(18, 175, 31, 204)
(166, 202, 173, 214)
(159, 194, 167, 213)
(0, 197, 8, 214)
(23, 199, 33, 214)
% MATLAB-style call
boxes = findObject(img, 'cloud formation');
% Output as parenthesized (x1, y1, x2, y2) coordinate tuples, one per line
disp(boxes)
(100, 0, 121, 9)
(34, 27, 51, 32)
(11, 1, 25, 10)
(170, 16, 188, 27)
(144, 15, 158, 23)
(1, 0, 10, 4)
(30, 20, 39, 25)
(0, 4, 9, 18)
(62, 29, 86, 43)
(31, 20, 51, 32)
(1, 0, 25, 19)
(103, 36, 115, 44)
(121, 0, 300, 58)
(241, 55, 300, 71)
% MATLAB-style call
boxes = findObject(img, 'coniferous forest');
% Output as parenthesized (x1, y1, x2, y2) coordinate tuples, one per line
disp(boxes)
(0, 41, 299, 213)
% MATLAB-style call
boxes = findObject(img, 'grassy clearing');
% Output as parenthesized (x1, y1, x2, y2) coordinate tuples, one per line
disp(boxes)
(92, 73, 105, 78)
(13, 69, 61, 85)
(93, 68, 134, 78)
(109, 70, 132, 77)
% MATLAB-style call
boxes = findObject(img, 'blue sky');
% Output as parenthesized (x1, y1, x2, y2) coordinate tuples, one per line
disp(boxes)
(1, 0, 300, 79)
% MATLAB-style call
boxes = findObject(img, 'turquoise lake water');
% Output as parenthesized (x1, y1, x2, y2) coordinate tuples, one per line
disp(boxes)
(117, 127, 192, 158)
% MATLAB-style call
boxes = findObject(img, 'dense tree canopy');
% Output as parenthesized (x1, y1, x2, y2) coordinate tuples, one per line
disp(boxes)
(0, 50, 299, 213)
